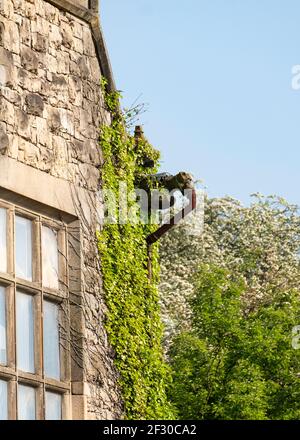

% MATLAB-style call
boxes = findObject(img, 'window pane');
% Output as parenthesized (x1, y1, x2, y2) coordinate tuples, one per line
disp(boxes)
(0, 208, 7, 273)
(43, 301, 60, 380)
(18, 385, 36, 420)
(42, 226, 59, 290)
(15, 216, 32, 281)
(45, 392, 62, 420)
(0, 380, 7, 420)
(16, 292, 34, 373)
(0, 286, 6, 365)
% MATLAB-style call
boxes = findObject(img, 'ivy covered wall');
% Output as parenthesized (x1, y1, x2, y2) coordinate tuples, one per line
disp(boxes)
(97, 80, 174, 419)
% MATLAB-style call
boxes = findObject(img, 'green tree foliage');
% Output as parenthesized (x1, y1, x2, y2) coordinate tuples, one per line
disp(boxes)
(168, 265, 300, 420)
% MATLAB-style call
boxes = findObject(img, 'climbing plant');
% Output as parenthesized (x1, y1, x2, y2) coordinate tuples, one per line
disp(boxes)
(97, 79, 174, 420)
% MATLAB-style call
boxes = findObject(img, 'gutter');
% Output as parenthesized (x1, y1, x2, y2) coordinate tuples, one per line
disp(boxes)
(146, 188, 197, 280)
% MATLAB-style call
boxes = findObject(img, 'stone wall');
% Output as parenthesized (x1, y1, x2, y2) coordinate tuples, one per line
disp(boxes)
(0, 0, 123, 419)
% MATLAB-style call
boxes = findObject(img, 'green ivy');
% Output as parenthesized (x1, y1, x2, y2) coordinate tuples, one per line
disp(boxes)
(97, 79, 174, 420)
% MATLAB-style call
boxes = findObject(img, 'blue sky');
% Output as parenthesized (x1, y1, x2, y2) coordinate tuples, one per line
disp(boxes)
(102, 0, 300, 205)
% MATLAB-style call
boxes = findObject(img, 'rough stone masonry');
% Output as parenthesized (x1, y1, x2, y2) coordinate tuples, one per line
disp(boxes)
(0, 0, 123, 419)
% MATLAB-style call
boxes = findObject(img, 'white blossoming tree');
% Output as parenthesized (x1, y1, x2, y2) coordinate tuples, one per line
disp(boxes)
(159, 194, 300, 346)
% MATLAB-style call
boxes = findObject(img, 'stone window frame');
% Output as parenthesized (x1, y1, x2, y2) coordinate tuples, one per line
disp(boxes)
(0, 198, 72, 420)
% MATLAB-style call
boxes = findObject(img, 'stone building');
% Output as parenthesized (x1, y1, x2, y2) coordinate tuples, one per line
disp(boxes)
(0, 0, 123, 419)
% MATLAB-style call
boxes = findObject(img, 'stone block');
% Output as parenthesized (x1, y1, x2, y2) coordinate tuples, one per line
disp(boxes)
(0, 86, 21, 106)
(45, 53, 58, 73)
(44, 2, 60, 25)
(73, 37, 83, 54)
(0, 18, 20, 54)
(78, 56, 90, 79)
(21, 46, 39, 73)
(56, 51, 70, 74)
(0, 122, 9, 153)
(25, 93, 44, 116)
(31, 16, 49, 36)
(18, 137, 40, 165)
(24, 2, 36, 20)
(0, 46, 15, 87)
(82, 26, 95, 57)
(69, 75, 82, 106)
(15, 108, 31, 139)
(70, 19, 82, 39)
(20, 17, 31, 46)
(47, 107, 61, 133)
(61, 21, 73, 49)
(18, 68, 43, 92)
(7, 133, 18, 158)
(0, 95, 15, 125)
(35, 116, 48, 146)
(32, 32, 48, 53)
(49, 24, 62, 49)
(0, 0, 14, 19)
(59, 108, 74, 135)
